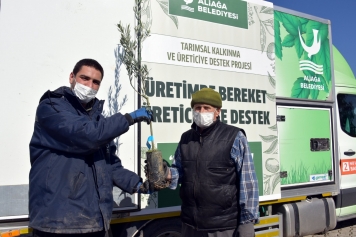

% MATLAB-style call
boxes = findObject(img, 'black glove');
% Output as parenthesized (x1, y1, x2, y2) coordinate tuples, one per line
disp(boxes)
(125, 107, 154, 125)
(138, 180, 158, 194)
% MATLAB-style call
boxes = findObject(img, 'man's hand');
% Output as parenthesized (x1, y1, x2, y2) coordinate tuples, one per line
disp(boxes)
(125, 107, 154, 125)
(138, 180, 157, 194)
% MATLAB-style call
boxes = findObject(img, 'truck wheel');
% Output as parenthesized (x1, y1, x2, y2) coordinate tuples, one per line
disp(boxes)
(141, 217, 182, 237)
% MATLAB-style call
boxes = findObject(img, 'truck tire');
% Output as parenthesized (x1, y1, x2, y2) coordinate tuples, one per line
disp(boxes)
(140, 217, 182, 237)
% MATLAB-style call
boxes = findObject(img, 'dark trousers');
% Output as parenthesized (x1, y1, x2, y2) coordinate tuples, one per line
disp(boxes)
(32, 229, 106, 237)
(181, 222, 255, 237)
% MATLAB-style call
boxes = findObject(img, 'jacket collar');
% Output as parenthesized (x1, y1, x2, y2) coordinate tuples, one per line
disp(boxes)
(40, 86, 104, 114)
(63, 87, 104, 114)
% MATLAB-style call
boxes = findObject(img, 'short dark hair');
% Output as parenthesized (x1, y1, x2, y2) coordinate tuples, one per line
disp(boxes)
(73, 59, 104, 79)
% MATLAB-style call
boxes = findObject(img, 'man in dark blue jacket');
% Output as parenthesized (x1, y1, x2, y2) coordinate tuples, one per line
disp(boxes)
(29, 59, 153, 236)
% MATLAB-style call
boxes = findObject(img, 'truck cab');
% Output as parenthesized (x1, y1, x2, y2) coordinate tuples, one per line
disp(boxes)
(334, 46, 356, 221)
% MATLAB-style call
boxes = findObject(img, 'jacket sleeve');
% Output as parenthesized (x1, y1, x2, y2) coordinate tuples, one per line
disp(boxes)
(231, 131, 259, 224)
(34, 99, 130, 154)
(169, 143, 183, 189)
(110, 142, 141, 194)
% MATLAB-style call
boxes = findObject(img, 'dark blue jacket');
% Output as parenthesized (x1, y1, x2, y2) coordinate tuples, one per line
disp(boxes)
(29, 86, 141, 233)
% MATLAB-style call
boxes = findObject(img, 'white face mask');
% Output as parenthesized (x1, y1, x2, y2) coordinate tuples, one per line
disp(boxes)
(73, 81, 97, 103)
(193, 111, 215, 128)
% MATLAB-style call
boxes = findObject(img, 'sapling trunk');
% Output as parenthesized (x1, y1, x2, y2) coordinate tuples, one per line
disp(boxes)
(117, 0, 155, 150)
(117, 0, 167, 187)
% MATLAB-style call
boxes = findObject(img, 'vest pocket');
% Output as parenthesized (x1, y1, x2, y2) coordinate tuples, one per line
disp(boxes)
(208, 167, 230, 173)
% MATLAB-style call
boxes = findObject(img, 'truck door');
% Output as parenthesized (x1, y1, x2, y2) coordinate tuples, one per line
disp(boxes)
(277, 105, 334, 187)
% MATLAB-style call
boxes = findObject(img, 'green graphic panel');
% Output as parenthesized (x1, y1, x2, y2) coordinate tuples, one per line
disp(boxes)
(249, 142, 263, 195)
(157, 143, 181, 208)
(278, 107, 332, 185)
(274, 11, 331, 100)
(169, 0, 247, 29)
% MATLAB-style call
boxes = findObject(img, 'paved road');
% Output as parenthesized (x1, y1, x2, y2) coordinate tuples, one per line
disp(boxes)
(304, 219, 356, 237)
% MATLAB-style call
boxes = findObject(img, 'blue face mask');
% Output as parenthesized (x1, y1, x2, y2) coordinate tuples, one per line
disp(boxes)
(73, 81, 97, 103)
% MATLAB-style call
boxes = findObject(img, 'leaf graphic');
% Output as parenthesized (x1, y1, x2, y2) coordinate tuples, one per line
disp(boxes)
(299, 17, 308, 26)
(263, 18, 274, 28)
(312, 53, 325, 75)
(274, 11, 283, 22)
(301, 21, 308, 34)
(259, 135, 277, 143)
(247, 3, 255, 26)
(266, 93, 276, 102)
(324, 43, 331, 84)
(264, 179, 271, 195)
(271, 173, 280, 193)
(260, 23, 266, 53)
(268, 124, 277, 131)
(298, 18, 308, 37)
(264, 139, 278, 154)
(267, 42, 275, 60)
(260, 6, 274, 14)
(281, 13, 299, 36)
(275, 19, 282, 60)
(156, 0, 179, 29)
(306, 21, 328, 42)
(318, 24, 329, 43)
(262, 18, 274, 36)
(311, 44, 330, 82)
(315, 42, 331, 84)
(291, 77, 310, 99)
(310, 86, 319, 100)
(320, 75, 329, 93)
(294, 36, 303, 59)
(282, 34, 295, 47)
(142, 0, 152, 29)
(268, 71, 276, 88)
(305, 26, 319, 48)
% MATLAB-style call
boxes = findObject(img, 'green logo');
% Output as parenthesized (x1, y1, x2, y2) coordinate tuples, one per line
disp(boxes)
(169, 0, 248, 29)
(274, 11, 332, 100)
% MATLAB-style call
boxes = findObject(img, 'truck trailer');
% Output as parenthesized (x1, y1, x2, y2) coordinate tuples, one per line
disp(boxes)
(0, 0, 356, 236)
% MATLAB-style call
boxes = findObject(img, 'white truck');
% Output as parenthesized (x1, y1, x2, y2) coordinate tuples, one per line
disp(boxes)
(0, 0, 356, 236)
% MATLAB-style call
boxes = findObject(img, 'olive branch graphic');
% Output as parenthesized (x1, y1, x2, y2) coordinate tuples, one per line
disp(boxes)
(260, 124, 280, 195)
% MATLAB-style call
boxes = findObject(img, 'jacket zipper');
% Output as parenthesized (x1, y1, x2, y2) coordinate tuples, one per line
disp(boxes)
(86, 106, 100, 198)
(91, 158, 100, 199)
(193, 135, 203, 228)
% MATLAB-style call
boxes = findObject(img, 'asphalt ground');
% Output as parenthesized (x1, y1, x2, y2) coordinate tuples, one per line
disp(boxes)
(304, 219, 356, 237)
